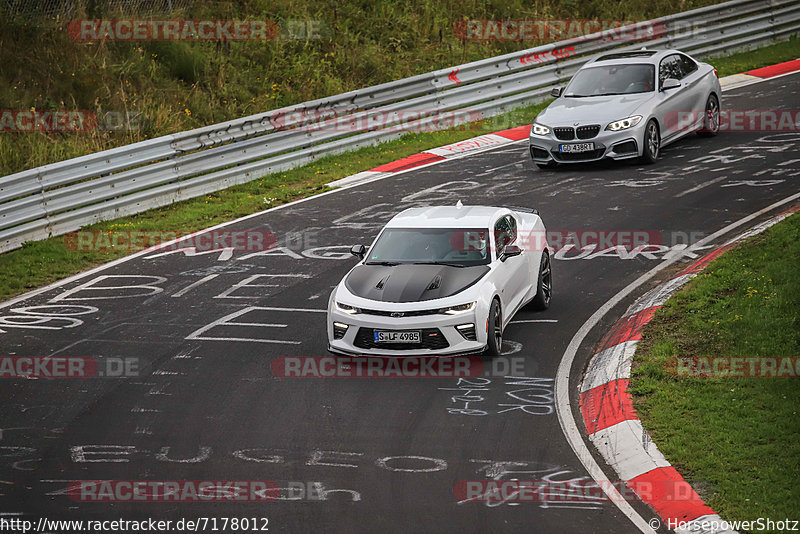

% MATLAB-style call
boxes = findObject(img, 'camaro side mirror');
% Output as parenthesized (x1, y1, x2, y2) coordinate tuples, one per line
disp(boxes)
(350, 244, 366, 259)
(661, 78, 681, 91)
(500, 245, 522, 261)
(550, 86, 563, 98)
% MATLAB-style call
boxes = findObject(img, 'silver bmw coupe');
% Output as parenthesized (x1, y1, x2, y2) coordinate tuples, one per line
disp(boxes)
(529, 49, 722, 168)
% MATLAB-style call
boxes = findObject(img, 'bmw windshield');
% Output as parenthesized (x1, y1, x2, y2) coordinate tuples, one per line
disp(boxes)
(366, 228, 491, 266)
(564, 64, 655, 97)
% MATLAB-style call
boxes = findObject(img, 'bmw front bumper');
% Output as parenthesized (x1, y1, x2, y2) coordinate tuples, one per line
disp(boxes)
(529, 121, 647, 164)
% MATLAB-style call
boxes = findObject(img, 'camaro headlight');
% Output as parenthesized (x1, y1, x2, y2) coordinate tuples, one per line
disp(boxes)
(441, 302, 476, 315)
(532, 123, 551, 136)
(335, 302, 360, 314)
(605, 115, 642, 131)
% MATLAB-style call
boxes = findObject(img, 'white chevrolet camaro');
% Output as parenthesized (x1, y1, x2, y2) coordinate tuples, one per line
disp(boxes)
(327, 204, 551, 357)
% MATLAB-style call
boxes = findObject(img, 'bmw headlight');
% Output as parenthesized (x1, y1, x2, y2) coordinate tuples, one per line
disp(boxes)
(441, 302, 476, 315)
(605, 115, 642, 131)
(335, 302, 360, 314)
(532, 123, 551, 136)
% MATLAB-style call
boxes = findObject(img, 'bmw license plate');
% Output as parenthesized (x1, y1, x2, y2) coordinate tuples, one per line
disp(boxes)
(559, 142, 594, 153)
(374, 330, 421, 343)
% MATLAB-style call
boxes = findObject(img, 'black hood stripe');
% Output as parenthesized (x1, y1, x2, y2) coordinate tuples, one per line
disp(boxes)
(345, 264, 490, 303)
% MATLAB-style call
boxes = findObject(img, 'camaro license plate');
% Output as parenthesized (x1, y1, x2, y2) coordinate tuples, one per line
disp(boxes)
(374, 330, 421, 343)
(559, 142, 594, 153)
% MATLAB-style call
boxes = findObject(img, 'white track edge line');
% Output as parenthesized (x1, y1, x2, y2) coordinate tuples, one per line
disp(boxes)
(720, 67, 800, 92)
(555, 191, 800, 533)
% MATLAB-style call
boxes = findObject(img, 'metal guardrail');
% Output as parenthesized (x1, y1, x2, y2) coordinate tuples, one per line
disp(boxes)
(1, 0, 799, 252)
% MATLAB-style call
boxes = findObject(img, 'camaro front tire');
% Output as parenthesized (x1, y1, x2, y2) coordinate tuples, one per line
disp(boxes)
(529, 250, 552, 311)
(484, 299, 503, 358)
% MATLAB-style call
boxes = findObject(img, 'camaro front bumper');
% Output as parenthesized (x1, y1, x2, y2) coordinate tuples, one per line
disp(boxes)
(529, 122, 647, 164)
(327, 308, 486, 357)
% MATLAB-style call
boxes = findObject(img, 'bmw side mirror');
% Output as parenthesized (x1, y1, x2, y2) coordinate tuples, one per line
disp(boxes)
(661, 78, 681, 91)
(500, 245, 522, 261)
(550, 86, 563, 98)
(350, 244, 366, 259)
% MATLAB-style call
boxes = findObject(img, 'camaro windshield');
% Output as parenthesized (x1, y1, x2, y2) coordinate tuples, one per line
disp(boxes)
(565, 64, 655, 97)
(366, 228, 491, 266)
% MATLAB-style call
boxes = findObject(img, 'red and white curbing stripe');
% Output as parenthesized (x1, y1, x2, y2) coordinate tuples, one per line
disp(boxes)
(579, 203, 800, 534)
(719, 58, 800, 90)
(326, 125, 531, 188)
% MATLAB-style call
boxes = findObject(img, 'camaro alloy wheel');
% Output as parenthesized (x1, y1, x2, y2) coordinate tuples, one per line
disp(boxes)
(530, 251, 552, 311)
(641, 120, 660, 164)
(698, 94, 720, 137)
(485, 299, 503, 358)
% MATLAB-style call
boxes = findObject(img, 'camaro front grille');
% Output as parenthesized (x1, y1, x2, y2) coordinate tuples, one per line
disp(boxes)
(576, 125, 601, 139)
(353, 328, 450, 350)
(359, 308, 442, 317)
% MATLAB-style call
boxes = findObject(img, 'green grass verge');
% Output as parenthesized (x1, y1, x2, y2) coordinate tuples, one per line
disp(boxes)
(709, 35, 800, 77)
(0, 0, 732, 177)
(1, 38, 798, 303)
(630, 212, 800, 524)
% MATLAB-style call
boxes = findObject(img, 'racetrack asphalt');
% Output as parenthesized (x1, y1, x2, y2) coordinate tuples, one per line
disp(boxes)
(0, 72, 798, 533)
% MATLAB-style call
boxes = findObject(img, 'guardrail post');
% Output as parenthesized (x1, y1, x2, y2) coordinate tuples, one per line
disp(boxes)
(768, 0, 778, 41)
(36, 171, 55, 241)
